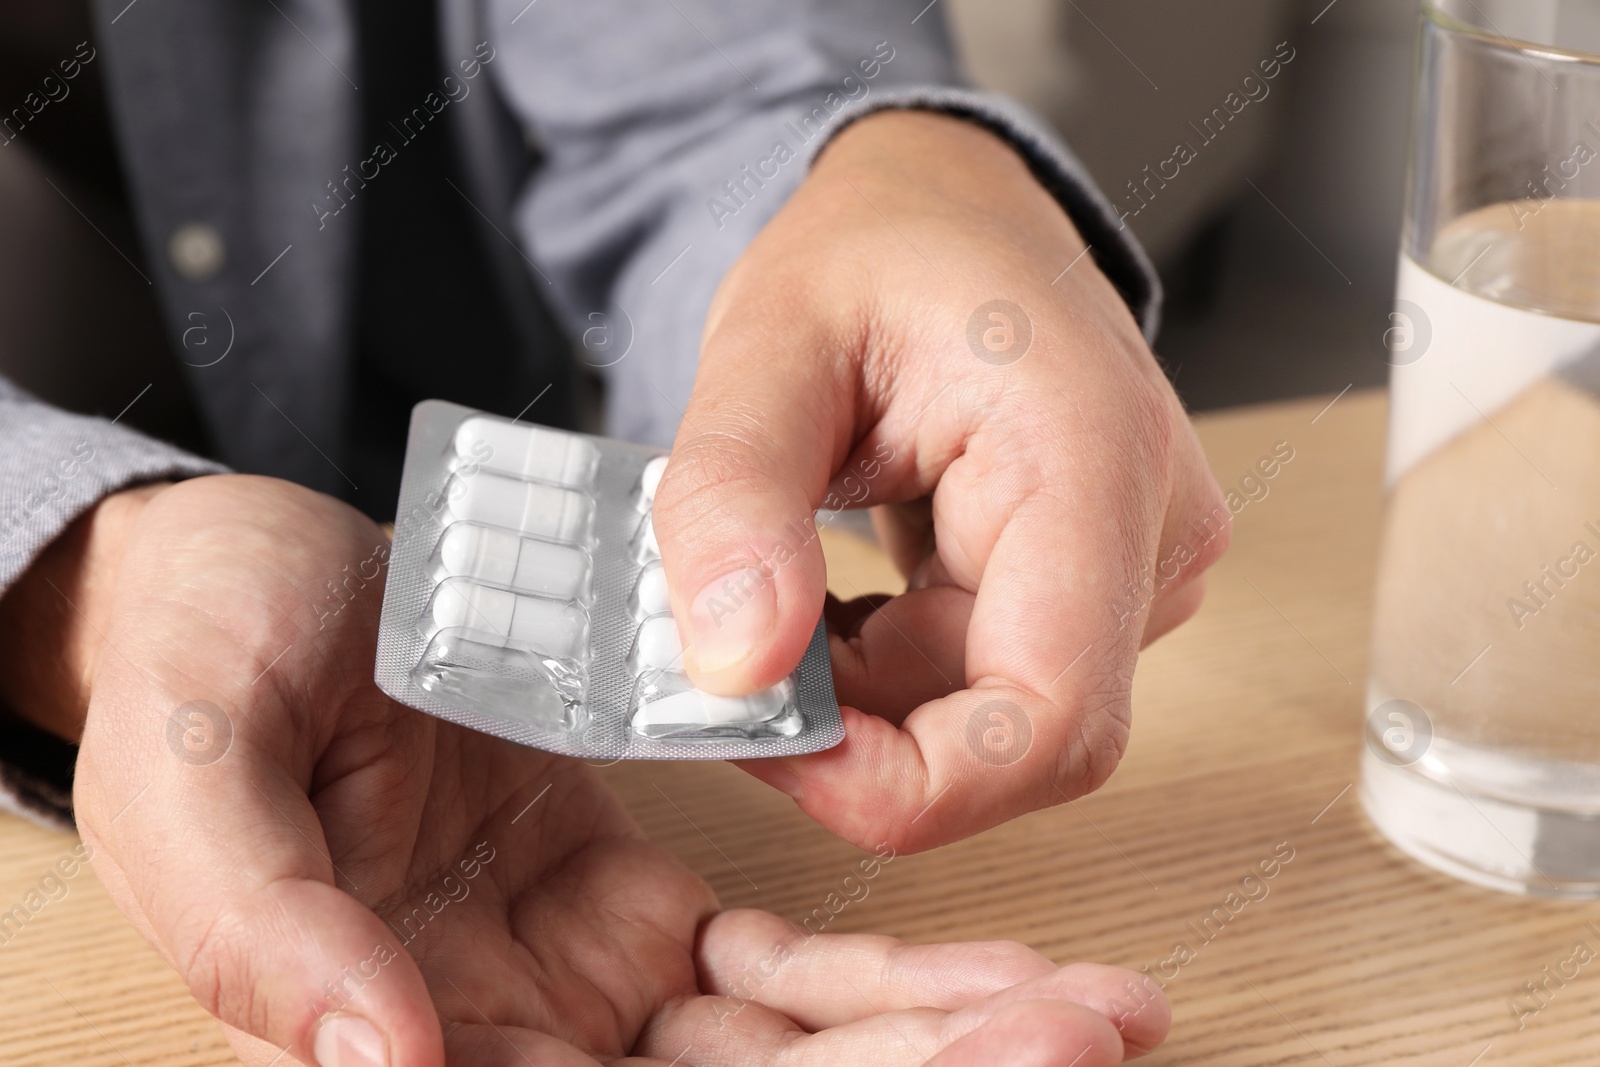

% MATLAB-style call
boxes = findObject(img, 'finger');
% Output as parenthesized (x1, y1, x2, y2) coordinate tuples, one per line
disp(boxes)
(77, 708, 443, 1067)
(694, 909, 1166, 1054)
(927, 1001, 1124, 1067)
(632, 993, 816, 1066)
(695, 909, 1053, 1030)
(824, 586, 970, 724)
(1143, 573, 1207, 647)
(1143, 411, 1231, 643)
(640, 991, 1123, 1067)
(820, 592, 892, 638)
(948, 964, 1170, 1057)
(640, 990, 949, 1067)
(226, 1022, 301, 1067)
(755, 387, 1228, 850)
(653, 292, 855, 697)
(871, 500, 935, 580)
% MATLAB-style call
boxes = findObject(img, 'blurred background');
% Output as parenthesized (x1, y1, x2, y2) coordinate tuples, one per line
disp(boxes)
(0, 0, 1419, 426)
(947, 0, 1415, 410)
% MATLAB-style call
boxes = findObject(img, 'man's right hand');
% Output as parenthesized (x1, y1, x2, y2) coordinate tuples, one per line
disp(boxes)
(0, 474, 1169, 1065)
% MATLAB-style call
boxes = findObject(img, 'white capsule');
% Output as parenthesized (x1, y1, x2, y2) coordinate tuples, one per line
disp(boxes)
(636, 455, 669, 511)
(447, 470, 594, 543)
(435, 523, 590, 600)
(454, 417, 599, 487)
(429, 580, 588, 661)
(629, 560, 671, 619)
(631, 512, 659, 563)
(631, 684, 790, 732)
(629, 615, 685, 673)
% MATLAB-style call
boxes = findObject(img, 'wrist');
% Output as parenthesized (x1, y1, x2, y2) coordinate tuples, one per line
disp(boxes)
(814, 109, 1065, 220)
(0, 483, 169, 742)
(806, 107, 1149, 358)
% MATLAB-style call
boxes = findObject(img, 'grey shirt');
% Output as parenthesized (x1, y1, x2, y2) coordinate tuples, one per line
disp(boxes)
(0, 0, 1158, 824)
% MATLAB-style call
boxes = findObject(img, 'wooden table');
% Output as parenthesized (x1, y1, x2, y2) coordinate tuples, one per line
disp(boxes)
(4, 389, 1598, 1065)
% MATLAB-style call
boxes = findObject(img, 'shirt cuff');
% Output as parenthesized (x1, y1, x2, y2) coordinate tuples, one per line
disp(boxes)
(0, 713, 77, 829)
(0, 387, 230, 597)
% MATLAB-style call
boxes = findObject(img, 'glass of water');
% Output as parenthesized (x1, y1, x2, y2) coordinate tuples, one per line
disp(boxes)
(1362, 0, 1600, 897)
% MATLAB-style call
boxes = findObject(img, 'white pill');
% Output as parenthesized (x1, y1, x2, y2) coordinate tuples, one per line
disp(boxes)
(629, 561, 670, 618)
(630, 615, 684, 673)
(632, 513, 659, 563)
(636, 455, 668, 511)
(436, 523, 590, 600)
(454, 417, 599, 487)
(448, 470, 594, 543)
(631, 685, 790, 732)
(429, 581, 588, 661)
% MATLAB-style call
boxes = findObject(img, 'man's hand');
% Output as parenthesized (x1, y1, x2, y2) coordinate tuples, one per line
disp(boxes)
(23, 476, 1167, 1066)
(654, 110, 1229, 852)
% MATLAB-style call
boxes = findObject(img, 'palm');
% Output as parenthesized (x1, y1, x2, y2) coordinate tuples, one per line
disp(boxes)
(74, 475, 1163, 1065)
(321, 712, 718, 1064)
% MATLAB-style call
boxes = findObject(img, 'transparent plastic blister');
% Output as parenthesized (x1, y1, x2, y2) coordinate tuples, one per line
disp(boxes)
(375, 400, 844, 760)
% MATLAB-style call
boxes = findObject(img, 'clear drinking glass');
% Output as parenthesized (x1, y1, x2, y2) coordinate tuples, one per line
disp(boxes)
(1362, 0, 1600, 898)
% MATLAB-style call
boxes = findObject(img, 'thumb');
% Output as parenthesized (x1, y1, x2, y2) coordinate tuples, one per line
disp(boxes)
(653, 312, 853, 695)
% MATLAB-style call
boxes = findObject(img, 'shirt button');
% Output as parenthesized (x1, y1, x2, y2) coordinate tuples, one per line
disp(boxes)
(168, 222, 226, 281)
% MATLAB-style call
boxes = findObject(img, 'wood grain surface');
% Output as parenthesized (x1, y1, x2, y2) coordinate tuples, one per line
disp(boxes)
(2, 388, 1597, 1065)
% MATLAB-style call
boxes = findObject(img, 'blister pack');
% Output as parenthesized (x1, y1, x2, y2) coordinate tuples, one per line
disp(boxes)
(374, 400, 844, 760)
